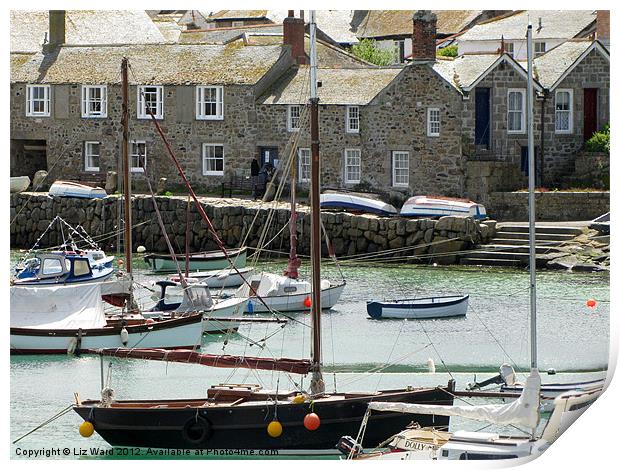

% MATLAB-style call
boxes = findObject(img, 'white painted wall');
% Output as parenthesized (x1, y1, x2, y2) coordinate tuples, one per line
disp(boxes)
(375, 37, 413, 64)
(459, 38, 566, 60)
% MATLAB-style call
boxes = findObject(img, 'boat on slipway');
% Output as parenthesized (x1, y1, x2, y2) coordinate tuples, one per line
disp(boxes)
(9, 283, 204, 354)
(144, 247, 247, 273)
(320, 192, 398, 216)
(400, 195, 487, 219)
(10, 175, 30, 193)
(367, 295, 469, 319)
(49, 180, 107, 199)
(71, 29, 453, 451)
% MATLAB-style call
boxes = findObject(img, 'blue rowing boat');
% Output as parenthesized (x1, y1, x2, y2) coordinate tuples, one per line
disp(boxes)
(367, 295, 469, 319)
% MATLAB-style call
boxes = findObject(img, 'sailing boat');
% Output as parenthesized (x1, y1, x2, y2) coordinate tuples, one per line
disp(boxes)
(342, 21, 604, 461)
(71, 12, 454, 451)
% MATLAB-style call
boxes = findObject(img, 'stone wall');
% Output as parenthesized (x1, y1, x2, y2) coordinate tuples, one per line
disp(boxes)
(487, 191, 609, 221)
(465, 161, 524, 206)
(10, 193, 495, 265)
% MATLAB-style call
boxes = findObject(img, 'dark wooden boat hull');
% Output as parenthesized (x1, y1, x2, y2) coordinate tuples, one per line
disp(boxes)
(74, 387, 453, 450)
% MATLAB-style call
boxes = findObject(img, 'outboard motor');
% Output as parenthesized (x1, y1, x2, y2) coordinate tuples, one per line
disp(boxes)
(467, 363, 517, 390)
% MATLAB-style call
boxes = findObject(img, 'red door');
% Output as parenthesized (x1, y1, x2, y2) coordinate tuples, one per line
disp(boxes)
(583, 88, 598, 141)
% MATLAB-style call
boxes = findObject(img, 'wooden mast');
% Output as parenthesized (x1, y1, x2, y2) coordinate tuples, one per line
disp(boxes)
(308, 11, 324, 395)
(121, 58, 133, 290)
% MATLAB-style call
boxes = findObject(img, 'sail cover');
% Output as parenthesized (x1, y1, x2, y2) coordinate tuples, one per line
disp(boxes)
(95, 348, 313, 375)
(10, 283, 107, 329)
(369, 370, 542, 431)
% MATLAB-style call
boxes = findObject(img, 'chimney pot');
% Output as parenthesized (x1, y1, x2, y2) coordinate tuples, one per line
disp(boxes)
(283, 15, 306, 65)
(411, 10, 437, 62)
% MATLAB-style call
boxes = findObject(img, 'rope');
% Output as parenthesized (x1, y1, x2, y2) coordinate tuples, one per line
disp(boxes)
(12, 404, 74, 444)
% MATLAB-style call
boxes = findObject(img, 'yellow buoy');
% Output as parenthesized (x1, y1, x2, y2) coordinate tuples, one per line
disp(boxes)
(292, 394, 305, 404)
(79, 421, 94, 438)
(267, 420, 283, 438)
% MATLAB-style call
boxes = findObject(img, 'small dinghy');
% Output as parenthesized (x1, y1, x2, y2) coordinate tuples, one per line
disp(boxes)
(400, 196, 487, 219)
(10, 176, 31, 193)
(367, 295, 469, 319)
(170, 266, 254, 288)
(320, 192, 398, 216)
(144, 247, 247, 273)
(49, 180, 107, 199)
(147, 280, 248, 334)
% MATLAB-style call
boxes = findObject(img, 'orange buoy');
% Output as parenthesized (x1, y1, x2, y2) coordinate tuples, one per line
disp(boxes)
(304, 296, 312, 308)
(303, 413, 320, 431)
(586, 299, 597, 309)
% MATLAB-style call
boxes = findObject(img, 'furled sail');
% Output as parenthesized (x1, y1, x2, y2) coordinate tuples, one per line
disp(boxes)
(369, 369, 541, 431)
(95, 348, 313, 375)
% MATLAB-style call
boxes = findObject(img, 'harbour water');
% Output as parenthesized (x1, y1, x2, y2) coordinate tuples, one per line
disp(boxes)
(10, 253, 610, 458)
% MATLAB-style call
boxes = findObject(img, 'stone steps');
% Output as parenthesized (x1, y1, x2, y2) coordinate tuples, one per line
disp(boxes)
(493, 231, 577, 242)
(460, 222, 581, 268)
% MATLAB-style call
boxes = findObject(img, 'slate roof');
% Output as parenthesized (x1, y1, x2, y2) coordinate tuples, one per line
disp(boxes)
(531, 40, 609, 89)
(267, 10, 359, 44)
(11, 42, 285, 86)
(209, 10, 269, 20)
(10, 10, 166, 53)
(179, 24, 284, 44)
(244, 34, 370, 67)
(259, 66, 403, 105)
(458, 10, 596, 41)
(356, 10, 484, 38)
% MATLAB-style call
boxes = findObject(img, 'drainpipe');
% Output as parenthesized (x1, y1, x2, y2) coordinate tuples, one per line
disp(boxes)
(539, 94, 546, 187)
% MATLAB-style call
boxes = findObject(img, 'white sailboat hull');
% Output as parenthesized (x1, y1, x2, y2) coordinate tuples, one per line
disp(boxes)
(10, 317, 204, 354)
(246, 282, 346, 313)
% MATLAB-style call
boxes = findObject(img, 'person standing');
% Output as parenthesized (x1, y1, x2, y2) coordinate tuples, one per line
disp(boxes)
(251, 154, 260, 199)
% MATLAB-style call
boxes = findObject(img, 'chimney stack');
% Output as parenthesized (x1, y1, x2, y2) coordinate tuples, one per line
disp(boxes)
(596, 10, 610, 45)
(411, 10, 437, 62)
(283, 11, 306, 65)
(45, 10, 66, 52)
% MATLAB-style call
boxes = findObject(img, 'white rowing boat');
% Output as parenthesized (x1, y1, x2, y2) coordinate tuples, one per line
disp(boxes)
(49, 180, 107, 199)
(367, 295, 469, 319)
(10, 176, 31, 193)
(400, 195, 487, 219)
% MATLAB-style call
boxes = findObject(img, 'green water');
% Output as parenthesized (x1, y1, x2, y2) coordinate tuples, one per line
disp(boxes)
(10, 254, 610, 459)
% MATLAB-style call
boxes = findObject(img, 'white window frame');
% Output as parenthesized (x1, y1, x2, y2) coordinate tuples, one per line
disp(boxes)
(130, 140, 147, 173)
(344, 148, 361, 184)
(392, 151, 410, 188)
(427, 108, 440, 137)
(196, 86, 224, 120)
(137, 85, 164, 119)
(26, 85, 51, 117)
(287, 105, 301, 131)
(81, 85, 108, 118)
(202, 143, 225, 176)
(534, 41, 546, 57)
(504, 42, 514, 56)
(84, 141, 101, 172)
(554, 89, 573, 134)
(394, 39, 405, 63)
(231, 21, 244, 27)
(346, 106, 360, 133)
(298, 148, 311, 183)
(507, 89, 526, 134)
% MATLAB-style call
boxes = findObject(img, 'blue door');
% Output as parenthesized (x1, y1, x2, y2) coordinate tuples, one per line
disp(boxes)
(475, 88, 491, 148)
